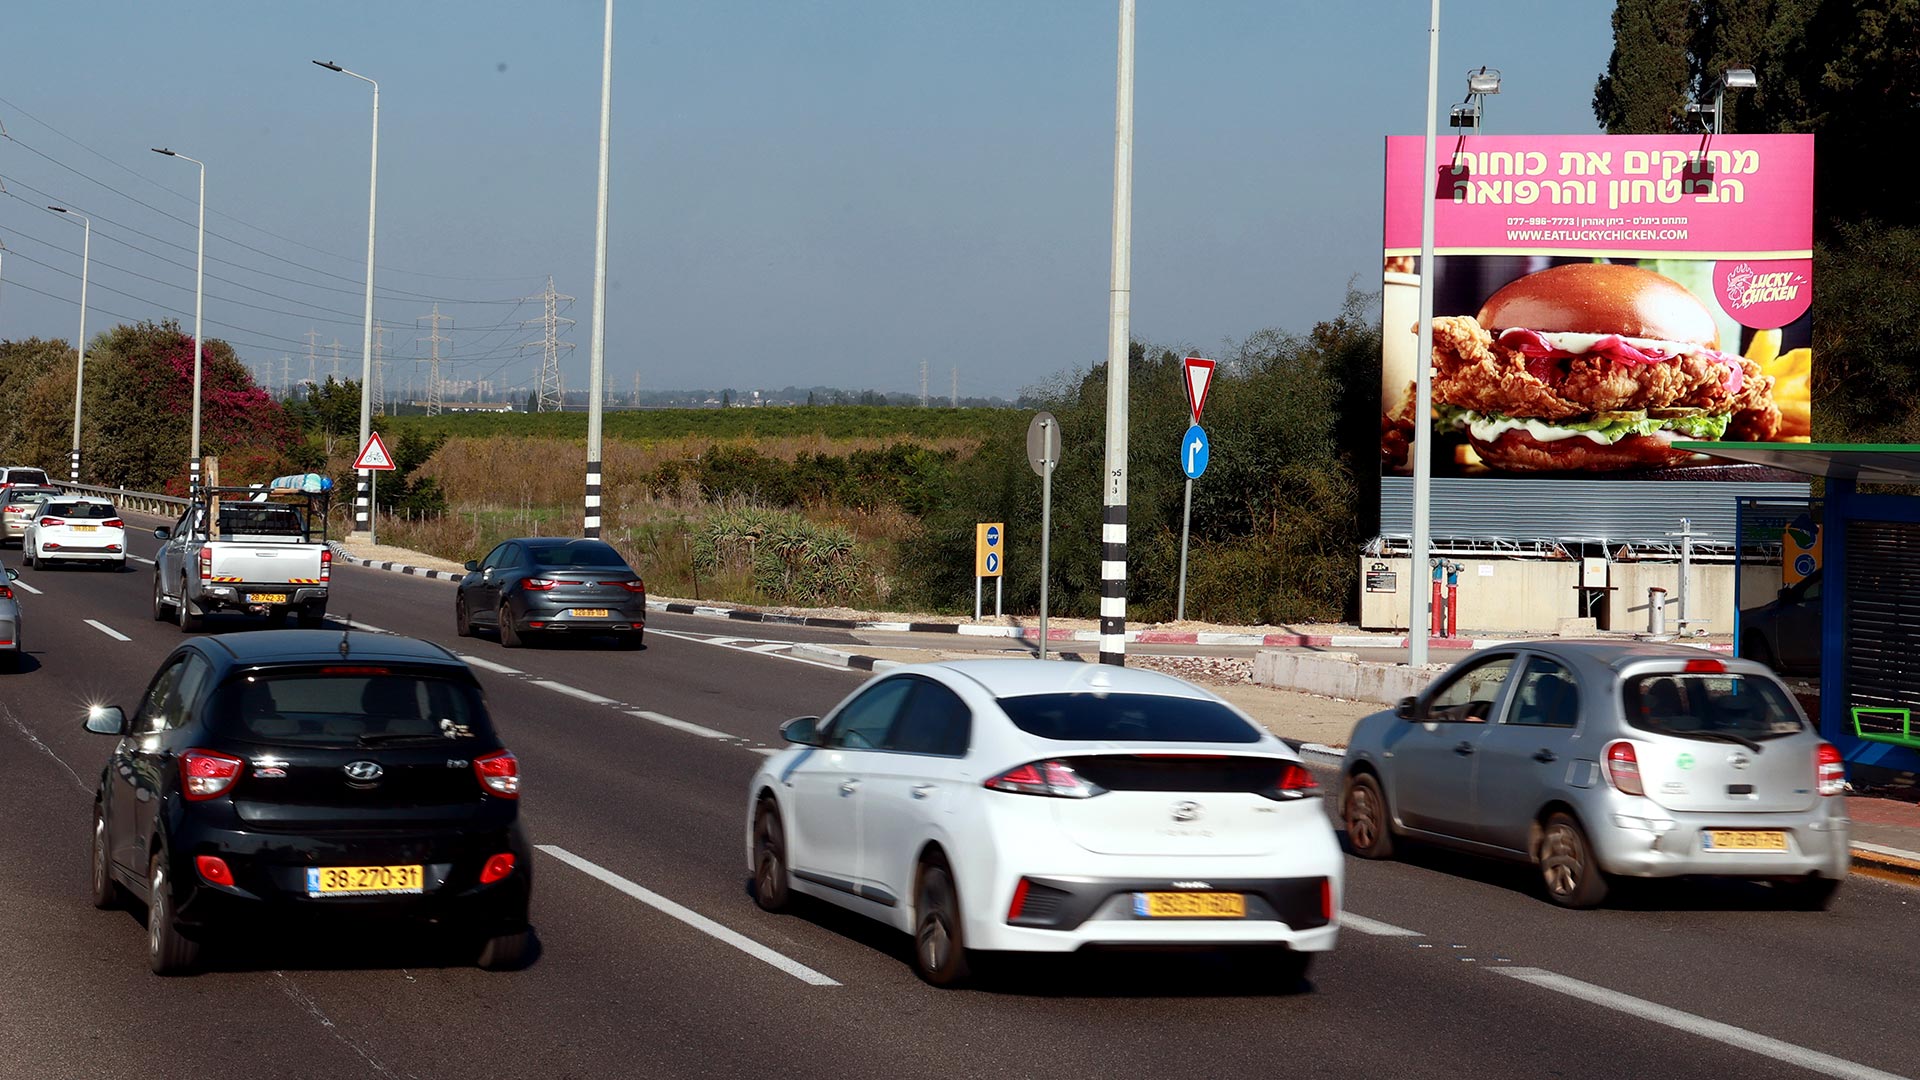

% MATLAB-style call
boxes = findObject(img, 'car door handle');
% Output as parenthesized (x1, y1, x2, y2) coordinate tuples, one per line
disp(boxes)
(911, 784, 936, 800)
(1454, 741, 1475, 755)
(1533, 749, 1558, 763)
(839, 780, 860, 796)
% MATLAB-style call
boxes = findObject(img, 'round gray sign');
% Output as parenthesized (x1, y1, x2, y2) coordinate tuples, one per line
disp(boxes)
(1026, 412, 1062, 476)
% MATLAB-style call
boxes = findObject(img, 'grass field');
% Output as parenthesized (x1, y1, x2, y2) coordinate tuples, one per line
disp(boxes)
(382, 405, 1009, 442)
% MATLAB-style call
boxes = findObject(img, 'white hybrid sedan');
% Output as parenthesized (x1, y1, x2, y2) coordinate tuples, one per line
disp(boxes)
(746, 660, 1343, 986)
(24, 496, 126, 571)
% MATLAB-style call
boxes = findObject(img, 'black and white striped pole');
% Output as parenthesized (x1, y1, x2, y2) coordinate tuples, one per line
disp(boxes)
(1098, 0, 1136, 667)
(583, 0, 613, 540)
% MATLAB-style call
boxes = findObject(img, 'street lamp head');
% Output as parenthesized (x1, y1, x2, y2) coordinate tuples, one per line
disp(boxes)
(1449, 103, 1481, 129)
(151, 147, 176, 156)
(1466, 66, 1502, 96)
(313, 59, 345, 72)
(48, 205, 69, 213)
(1722, 67, 1758, 90)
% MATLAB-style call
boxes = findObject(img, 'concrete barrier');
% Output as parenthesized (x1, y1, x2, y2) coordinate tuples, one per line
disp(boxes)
(1251, 649, 1449, 706)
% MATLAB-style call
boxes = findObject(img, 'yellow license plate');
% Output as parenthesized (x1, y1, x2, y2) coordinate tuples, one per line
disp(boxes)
(1703, 830, 1788, 851)
(1135, 892, 1247, 918)
(307, 864, 424, 895)
(72, 524, 98, 532)
(248, 592, 288, 603)
(570, 608, 610, 617)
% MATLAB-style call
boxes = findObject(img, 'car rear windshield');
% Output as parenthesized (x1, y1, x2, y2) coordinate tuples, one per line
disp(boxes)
(529, 543, 627, 569)
(219, 506, 306, 536)
(996, 692, 1262, 743)
(1623, 673, 1805, 742)
(212, 669, 492, 747)
(45, 501, 117, 519)
(7, 471, 48, 486)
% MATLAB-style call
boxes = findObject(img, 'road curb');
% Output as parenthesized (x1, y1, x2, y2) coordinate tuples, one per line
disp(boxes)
(1849, 841, 1920, 883)
(789, 642, 903, 673)
(328, 543, 465, 583)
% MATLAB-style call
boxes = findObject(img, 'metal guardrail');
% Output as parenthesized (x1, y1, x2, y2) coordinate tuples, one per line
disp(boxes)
(54, 482, 189, 517)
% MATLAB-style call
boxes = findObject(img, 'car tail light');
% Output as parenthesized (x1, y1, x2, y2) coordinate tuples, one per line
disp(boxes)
(195, 855, 235, 887)
(1604, 741, 1644, 796)
(4, 506, 19, 514)
(103, 518, 123, 529)
(474, 749, 520, 798)
(1684, 658, 1725, 673)
(182, 749, 244, 800)
(320, 546, 332, 583)
(1320, 877, 1334, 921)
(39, 517, 65, 528)
(198, 546, 213, 582)
(605, 579, 647, 593)
(0, 586, 11, 600)
(1262, 762, 1321, 800)
(480, 853, 517, 884)
(522, 577, 557, 591)
(983, 760, 1106, 799)
(1006, 877, 1031, 921)
(1817, 743, 1845, 797)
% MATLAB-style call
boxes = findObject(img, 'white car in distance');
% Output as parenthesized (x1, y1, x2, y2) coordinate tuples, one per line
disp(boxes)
(746, 660, 1343, 987)
(24, 496, 126, 571)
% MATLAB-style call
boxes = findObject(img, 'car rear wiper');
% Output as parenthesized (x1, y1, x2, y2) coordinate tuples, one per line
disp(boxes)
(1682, 730, 1764, 753)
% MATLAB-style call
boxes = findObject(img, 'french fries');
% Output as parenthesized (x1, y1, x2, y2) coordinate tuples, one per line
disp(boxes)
(1755, 341, 1812, 439)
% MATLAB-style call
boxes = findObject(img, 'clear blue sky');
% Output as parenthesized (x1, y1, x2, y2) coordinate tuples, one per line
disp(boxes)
(0, 1, 1612, 400)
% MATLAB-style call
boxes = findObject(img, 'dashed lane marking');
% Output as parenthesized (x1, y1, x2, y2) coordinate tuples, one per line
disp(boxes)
(84, 619, 131, 642)
(454, 653, 524, 675)
(537, 844, 840, 987)
(11, 579, 42, 595)
(529, 680, 620, 706)
(630, 710, 734, 740)
(1339, 913, 1424, 937)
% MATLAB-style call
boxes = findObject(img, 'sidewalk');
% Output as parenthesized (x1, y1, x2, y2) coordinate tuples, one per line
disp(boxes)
(335, 534, 1920, 886)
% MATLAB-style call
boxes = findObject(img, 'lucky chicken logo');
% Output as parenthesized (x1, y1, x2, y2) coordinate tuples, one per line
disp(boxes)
(1724, 262, 1806, 310)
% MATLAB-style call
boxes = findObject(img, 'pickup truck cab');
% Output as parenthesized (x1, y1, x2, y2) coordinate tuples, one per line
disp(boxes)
(153, 492, 331, 632)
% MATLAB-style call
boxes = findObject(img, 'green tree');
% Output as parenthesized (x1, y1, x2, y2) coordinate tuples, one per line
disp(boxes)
(1593, 0, 1695, 132)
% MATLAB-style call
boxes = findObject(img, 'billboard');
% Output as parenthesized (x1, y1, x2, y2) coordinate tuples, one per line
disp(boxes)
(1381, 135, 1814, 481)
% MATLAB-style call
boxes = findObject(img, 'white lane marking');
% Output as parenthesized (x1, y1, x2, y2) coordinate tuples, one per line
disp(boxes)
(11, 579, 42, 595)
(1852, 840, 1920, 862)
(537, 845, 839, 987)
(1339, 913, 1424, 937)
(342, 620, 389, 634)
(129, 555, 155, 565)
(647, 628, 865, 672)
(630, 710, 734, 740)
(1497, 967, 1907, 1080)
(84, 619, 131, 642)
(749, 748, 780, 756)
(530, 680, 619, 706)
(454, 653, 525, 675)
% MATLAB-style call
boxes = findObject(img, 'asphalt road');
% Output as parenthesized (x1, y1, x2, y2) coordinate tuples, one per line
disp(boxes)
(2, 521, 1917, 1080)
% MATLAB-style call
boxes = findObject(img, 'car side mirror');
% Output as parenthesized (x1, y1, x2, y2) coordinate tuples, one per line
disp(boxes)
(1395, 696, 1418, 721)
(464, 560, 480, 572)
(4, 568, 16, 582)
(153, 527, 170, 540)
(85, 705, 127, 736)
(780, 716, 822, 746)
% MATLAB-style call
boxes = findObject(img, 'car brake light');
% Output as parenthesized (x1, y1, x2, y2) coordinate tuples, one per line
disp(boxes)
(474, 749, 520, 798)
(198, 546, 213, 582)
(522, 577, 557, 591)
(1006, 877, 1031, 921)
(1816, 743, 1845, 797)
(480, 853, 516, 884)
(320, 546, 332, 583)
(39, 517, 65, 527)
(195, 855, 235, 887)
(0, 587, 11, 600)
(182, 749, 244, 800)
(1264, 762, 1320, 800)
(983, 760, 1105, 798)
(1684, 658, 1725, 673)
(604, 579, 646, 593)
(1321, 877, 1333, 921)
(4, 506, 19, 514)
(1604, 741, 1644, 796)
(103, 518, 123, 528)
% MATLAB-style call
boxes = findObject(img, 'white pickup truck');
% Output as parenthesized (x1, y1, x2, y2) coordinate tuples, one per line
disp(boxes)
(151, 491, 332, 631)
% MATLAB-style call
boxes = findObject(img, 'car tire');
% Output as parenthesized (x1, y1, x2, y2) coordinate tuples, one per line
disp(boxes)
(91, 803, 121, 910)
(152, 573, 174, 621)
(1746, 636, 1779, 672)
(1539, 812, 1609, 909)
(912, 856, 971, 987)
(21, 544, 33, 569)
(1787, 876, 1841, 912)
(476, 929, 535, 971)
(147, 852, 201, 976)
(499, 604, 524, 649)
(752, 798, 793, 913)
(619, 631, 645, 650)
(177, 581, 203, 633)
(0, 647, 18, 674)
(113, 559, 126, 573)
(1342, 772, 1395, 860)
(456, 596, 474, 638)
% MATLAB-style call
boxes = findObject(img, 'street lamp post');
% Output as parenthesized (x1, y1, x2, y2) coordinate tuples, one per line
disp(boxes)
(584, 0, 613, 540)
(1410, 0, 1442, 668)
(313, 60, 380, 541)
(48, 206, 90, 483)
(1097, 0, 1136, 668)
(152, 148, 205, 496)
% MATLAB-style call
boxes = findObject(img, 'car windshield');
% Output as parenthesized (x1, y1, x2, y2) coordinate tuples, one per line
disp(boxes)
(996, 692, 1262, 743)
(44, 501, 117, 519)
(219, 506, 305, 536)
(1623, 673, 1805, 742)
(529, 543, 628, 569)
(213, 669, 490, 746)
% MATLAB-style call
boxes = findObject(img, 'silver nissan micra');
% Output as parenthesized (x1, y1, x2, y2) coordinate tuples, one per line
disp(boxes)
(1339, 641, 1849, 909)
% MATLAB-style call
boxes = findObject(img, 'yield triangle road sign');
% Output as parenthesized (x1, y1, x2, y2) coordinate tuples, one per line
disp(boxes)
(353, 431, 397, 471)
(1183, 356, 1216, 424)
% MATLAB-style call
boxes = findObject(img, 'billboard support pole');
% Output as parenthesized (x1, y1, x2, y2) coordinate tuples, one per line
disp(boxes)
(1409, 0, 1441, 668)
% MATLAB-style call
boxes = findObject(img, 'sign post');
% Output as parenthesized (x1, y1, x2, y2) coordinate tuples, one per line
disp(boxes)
(1174, 357, 1215, 622)
(352, 431, 398, 545)
(974, 522, 1004, 622)
(1027, 413, 1062, 659)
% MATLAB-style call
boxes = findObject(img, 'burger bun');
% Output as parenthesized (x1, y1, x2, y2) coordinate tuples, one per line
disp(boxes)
(1478, 263, 1719, 348)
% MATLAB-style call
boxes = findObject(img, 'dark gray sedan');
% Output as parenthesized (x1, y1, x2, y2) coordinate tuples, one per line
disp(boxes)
(1339, 641, 1848, 910)
(455, 538, 646, 649)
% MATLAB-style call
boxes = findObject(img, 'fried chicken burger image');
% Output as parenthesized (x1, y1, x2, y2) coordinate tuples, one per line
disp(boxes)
(1430, 263, 1781, 472)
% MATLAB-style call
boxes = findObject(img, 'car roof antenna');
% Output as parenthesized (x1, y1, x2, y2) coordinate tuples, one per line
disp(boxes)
(339, 614, 352, 659)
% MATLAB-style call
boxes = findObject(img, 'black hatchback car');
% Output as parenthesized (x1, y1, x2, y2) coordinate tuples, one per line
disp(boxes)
(455, 537, 646, 648)
(85, 631, 532, 975)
